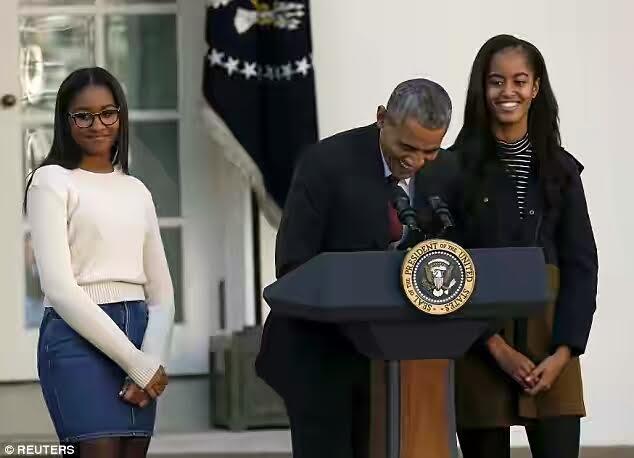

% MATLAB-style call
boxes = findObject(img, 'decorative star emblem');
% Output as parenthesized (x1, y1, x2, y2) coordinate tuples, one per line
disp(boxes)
(263, 65, 275, 80)
(295, 57, 311, 76)
(209, 49, 225, 66)
(207, 0, 232, 8)
(225, 57, 240, 76)
(281, 63, 293, 80)
(242, 61, 258, 80)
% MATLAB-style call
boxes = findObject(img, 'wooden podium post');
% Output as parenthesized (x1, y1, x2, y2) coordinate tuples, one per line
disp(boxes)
(371, 360, 457, 458)
(401, 360, 456, 458)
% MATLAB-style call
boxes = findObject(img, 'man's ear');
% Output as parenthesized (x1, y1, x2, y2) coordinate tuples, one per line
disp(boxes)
(376, 105, 387, 128)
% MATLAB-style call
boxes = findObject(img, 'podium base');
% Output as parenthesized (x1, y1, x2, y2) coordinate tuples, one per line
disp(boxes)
(371, 360, 459, 458)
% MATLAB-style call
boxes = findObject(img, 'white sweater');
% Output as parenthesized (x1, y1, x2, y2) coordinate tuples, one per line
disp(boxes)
(27, 165, 175, 389)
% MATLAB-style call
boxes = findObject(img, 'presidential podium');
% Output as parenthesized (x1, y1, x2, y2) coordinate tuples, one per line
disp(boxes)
(263, 245, 550, 458)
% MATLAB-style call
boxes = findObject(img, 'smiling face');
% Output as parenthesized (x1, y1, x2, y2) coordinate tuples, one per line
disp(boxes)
(485, 47, 540, 136)
(377, 106, 446, 179)
(68, 84, 120, 160)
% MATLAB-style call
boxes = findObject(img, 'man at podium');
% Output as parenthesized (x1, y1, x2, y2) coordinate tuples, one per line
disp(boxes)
(256, 79, 456, 458)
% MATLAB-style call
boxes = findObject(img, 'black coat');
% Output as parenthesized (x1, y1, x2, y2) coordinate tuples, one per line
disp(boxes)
(255, 124, 461, 404)
(454, 137, 599, 356)
(451, 137, 598, 426)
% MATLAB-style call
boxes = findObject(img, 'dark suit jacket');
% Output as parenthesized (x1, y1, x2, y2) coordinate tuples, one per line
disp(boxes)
(255, 124, 461, 404)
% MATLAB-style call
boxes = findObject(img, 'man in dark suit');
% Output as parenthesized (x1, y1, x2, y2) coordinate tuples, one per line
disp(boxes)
(256, 79, 456, 458)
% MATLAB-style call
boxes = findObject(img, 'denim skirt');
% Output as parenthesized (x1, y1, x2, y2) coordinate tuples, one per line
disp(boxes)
(37, 301, 157, 443)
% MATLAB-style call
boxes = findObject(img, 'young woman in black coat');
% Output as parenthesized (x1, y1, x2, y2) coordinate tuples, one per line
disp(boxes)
(451, 34, 598, 458)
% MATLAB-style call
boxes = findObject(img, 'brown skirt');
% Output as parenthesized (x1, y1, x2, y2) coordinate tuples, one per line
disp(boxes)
(455, 265, 586, 429)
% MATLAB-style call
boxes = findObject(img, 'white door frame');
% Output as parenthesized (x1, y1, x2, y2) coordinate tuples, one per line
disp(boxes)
(0, 0, 30, 381)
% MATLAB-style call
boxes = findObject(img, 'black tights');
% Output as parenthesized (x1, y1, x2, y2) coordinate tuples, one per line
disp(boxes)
(458, 416, 580, 458)
(67, 437, 151, 458)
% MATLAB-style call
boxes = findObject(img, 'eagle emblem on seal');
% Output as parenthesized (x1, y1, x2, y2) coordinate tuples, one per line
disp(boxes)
(422, 258, 457, 297)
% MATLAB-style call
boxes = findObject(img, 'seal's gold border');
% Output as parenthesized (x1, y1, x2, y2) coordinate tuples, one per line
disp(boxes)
(400, 239, 476, 315)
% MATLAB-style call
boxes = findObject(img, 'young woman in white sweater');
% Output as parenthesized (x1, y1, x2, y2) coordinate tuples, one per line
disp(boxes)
(25, 67, 175, 458)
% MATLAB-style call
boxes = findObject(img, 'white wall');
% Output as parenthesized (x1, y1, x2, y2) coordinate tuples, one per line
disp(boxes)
(261, 0, 634, 447)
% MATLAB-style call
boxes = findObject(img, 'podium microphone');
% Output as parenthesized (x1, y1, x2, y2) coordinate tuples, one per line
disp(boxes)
(390, 184, 421, 232)
(428, 196, 454, 236)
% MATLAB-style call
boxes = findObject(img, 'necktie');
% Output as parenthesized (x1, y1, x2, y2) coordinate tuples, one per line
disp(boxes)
(387, 175, 403, 243)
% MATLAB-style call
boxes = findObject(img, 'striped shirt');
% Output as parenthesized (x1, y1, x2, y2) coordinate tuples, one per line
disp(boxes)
(496, 134, 533, 218)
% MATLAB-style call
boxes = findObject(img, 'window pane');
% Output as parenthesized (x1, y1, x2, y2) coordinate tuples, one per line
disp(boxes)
(20, 15, 95, 111)
(129, 122, 180, 217)
(25, 234, 45, 329)
(105, 15, 177, 110)
(23, 126, 53, 180)
(160, 227, 183, 323)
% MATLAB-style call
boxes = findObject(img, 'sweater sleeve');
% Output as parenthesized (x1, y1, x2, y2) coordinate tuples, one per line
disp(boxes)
(139, 188, 175, 366)
(27, 167, 161, 388)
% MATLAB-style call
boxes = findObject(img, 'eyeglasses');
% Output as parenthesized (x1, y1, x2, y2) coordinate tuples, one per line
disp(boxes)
(68, 107, 120, 128)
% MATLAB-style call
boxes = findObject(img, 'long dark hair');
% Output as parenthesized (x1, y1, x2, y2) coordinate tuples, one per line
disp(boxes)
(24, 67, 129, 211)
(454, 34, 568, 209)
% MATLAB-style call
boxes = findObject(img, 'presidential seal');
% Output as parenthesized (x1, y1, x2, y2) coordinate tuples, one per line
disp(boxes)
(401, 239, 476, 315)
